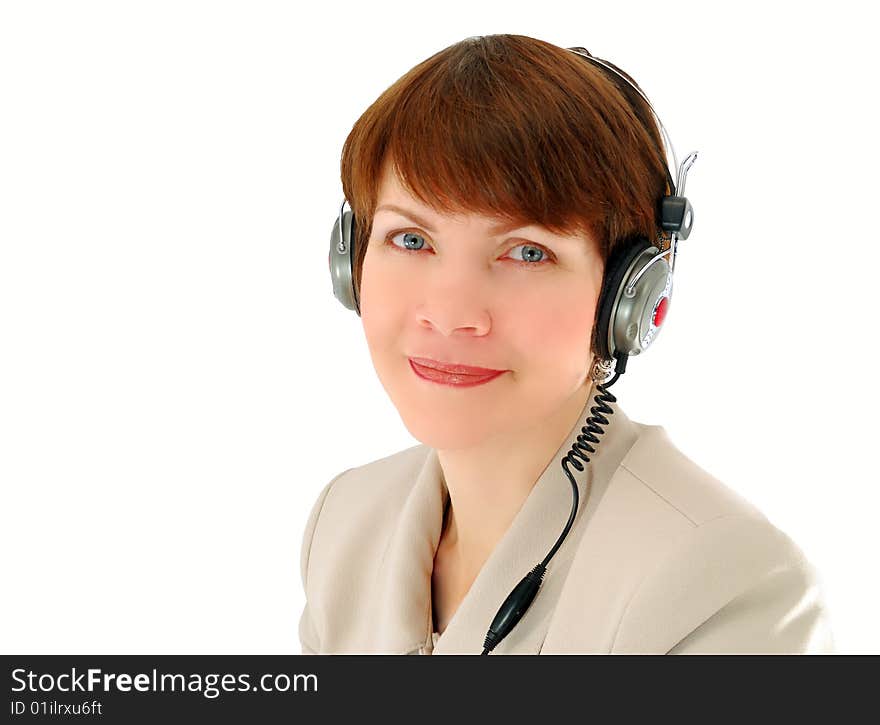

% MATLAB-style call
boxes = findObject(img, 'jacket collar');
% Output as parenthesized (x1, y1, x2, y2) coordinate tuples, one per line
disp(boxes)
(369, 377, 647, 654)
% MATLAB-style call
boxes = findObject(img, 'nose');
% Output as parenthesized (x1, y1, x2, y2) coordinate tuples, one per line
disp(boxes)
(415, 280, 493, 336)
(414, 257, 496, 336)
(416, 307, 491, 337)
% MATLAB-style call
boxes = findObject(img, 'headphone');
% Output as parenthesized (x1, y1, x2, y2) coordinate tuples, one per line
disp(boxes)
(327, 44, 699, 654)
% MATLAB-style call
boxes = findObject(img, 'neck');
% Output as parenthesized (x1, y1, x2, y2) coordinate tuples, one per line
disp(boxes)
(435, 377, 594, 576)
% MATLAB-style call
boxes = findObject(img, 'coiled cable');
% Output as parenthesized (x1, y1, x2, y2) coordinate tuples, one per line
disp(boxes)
(480, 350, 629, 654)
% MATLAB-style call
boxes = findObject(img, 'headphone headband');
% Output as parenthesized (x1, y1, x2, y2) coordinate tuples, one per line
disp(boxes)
(565, 47, 679, 197)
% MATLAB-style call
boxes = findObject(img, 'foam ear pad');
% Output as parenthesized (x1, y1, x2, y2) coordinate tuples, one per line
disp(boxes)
(593, 235, 653, 360)
(348, 214, 360, 315)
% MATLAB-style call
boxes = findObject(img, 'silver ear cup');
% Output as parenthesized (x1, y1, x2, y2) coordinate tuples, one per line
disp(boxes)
(608, 245, 672, 358)
(329, 199, 360, 314)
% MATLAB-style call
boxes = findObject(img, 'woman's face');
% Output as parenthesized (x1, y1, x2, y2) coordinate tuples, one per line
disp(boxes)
(360, 163, 605, 451)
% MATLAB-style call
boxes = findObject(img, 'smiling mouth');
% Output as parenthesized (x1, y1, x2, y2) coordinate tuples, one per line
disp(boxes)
(407, 357, 505, 375)
(408, 358, 507, 388)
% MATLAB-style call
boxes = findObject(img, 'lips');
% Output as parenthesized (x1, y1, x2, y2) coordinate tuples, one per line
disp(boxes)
(408, 357, 505, 375)
(409, 359, 506, 388)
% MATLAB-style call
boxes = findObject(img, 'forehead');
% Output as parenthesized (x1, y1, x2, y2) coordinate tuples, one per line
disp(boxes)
(375, 160, 423, 204)
(374, 158, 525, 229)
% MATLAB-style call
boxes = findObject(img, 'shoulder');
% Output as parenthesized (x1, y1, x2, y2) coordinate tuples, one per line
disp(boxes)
(310, 442, 431, 529)
(612, 512, 834, 653)
(616, 423, 766, 525)
(602, 426, 834, 653)
(299, 443, 431, 581)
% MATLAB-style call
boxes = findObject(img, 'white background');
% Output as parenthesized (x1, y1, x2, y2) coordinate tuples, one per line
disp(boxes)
(1, 0, 876, 654)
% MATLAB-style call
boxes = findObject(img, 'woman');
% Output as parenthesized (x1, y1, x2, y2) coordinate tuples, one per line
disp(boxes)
(299, 34, 834, 654)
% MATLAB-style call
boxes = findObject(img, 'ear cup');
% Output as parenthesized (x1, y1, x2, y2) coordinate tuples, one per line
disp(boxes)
(329, 199, 361, 315)
(593, 235, 670, 361)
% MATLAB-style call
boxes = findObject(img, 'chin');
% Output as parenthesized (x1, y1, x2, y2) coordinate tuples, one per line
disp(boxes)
(389, 393, 493, 449)
(400, 417, 494, 451)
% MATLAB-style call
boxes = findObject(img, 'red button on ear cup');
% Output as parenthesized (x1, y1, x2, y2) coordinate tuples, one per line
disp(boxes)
(652, 296, 669, 328)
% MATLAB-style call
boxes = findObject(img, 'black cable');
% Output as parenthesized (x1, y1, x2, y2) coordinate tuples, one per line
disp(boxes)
(480, 350, 629, 655)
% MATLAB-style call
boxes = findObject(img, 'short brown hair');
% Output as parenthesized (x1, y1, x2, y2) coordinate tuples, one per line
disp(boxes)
(340, 34, 672, 347)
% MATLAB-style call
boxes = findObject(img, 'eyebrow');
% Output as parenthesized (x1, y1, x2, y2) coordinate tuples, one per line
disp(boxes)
(374, 203, 535, 237)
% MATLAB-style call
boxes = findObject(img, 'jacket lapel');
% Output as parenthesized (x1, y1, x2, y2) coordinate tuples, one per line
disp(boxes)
(370, 377, 644, 655)
(367, 438, 449, 654)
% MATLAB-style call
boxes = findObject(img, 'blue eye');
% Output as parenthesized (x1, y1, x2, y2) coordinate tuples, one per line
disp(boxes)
(512, 244, 547, 264)
(395, 231, 427, 251)
(384, 230, 555, 268)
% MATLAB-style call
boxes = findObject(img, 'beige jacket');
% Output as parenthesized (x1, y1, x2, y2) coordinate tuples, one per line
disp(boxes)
(298, 381, 835, 654)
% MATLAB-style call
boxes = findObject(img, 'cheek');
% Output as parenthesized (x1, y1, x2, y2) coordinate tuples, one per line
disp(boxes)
(359, 249, 406, 346)
(507, 287, 598, 355)
(360, 246, 408, 306)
